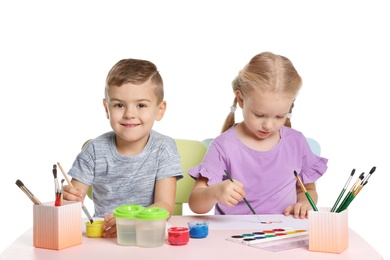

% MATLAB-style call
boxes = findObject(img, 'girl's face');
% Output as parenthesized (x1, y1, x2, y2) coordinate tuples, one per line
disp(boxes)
(237, 89, 294, 141)
(103, 79, 166, 154)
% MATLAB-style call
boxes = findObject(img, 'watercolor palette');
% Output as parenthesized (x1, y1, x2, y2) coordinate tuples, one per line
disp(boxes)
(226, 228, 308, 251)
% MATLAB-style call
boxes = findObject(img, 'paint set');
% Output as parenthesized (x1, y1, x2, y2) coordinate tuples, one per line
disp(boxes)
(227, 228, 308, 251)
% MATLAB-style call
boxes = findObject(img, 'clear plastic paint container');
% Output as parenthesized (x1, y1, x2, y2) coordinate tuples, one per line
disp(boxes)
(113, 204, 145, 246)
(135, 207, 169, 247)
(85, 220, 104, 238)
(168, 227, 190, 245)
(188, 221, 209, 238)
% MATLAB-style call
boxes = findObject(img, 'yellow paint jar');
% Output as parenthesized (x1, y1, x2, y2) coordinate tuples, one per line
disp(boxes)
(86, 220, 104, 238)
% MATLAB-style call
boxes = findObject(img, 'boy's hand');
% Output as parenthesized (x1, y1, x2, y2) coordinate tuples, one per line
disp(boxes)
(283, 202, 311, 219)
(102, 213, 117, 238)
(63, 185, 84, 202)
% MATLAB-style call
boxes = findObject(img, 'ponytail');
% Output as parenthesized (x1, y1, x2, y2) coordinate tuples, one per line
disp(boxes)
(221, 97, 237, 133)
(284, 101, 294, 128)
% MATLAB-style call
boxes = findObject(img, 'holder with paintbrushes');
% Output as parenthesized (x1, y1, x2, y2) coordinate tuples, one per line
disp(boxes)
(309, 166, 376, 254)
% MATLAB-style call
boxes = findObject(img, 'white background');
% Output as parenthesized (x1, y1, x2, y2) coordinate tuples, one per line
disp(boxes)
(1, 1, 388, 258)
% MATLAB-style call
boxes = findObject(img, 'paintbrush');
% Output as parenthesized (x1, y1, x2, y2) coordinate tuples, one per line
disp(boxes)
(53, 164, 61, 206)
(330, 169, 355, 212)
(224, 170, 262, 222)
(57, 162, 94, 224)
(293, 171, 318, 211)
(60, 179, 64, 206)
(361, 166, 376, 185)
(52, 164, 60, 196)
(337, 180, 368, 212)
(15, 179, 42, 205)
(335, 172, 365, 213)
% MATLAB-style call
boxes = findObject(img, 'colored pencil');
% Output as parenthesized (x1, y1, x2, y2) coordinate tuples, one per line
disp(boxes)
(330, 169, 355, 212)
(293, 171, 318, 211)
(224, 170, 261, 222)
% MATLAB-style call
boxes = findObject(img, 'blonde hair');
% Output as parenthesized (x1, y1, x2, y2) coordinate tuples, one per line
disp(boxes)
(105, 58, 164, 104)
(222, 52, 302, 133)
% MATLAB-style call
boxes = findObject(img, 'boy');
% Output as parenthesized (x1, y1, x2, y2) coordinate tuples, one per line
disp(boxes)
(64, 59, 183, 238)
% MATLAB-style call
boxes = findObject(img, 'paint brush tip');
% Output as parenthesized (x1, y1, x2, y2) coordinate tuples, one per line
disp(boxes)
(369, 166, 376, 174)
(15, 179, 23, 187)
(293, 170, 298, 176)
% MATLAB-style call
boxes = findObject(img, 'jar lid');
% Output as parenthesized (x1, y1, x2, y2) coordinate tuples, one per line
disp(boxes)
(136, 207, 169, 220)
(113, 204, 145, 218)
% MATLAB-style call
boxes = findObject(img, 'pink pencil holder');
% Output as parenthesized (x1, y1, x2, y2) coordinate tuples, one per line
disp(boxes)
(33, 201, 82, 250)
(309, 207, 348, 254)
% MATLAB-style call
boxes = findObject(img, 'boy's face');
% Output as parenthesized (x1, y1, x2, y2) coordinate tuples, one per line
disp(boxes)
(103, 79, 166, 147)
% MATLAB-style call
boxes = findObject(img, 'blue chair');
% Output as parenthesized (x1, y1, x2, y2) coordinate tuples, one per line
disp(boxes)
(306, 138, 321, 156)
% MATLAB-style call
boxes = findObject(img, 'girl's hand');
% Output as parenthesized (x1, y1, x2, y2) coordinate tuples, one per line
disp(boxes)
(283, 202, 311, 219)
(213, 179, 246, 207)
(102, 213, 117, 238)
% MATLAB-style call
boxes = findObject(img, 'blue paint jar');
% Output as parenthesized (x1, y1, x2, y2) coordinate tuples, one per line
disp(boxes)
(188, 221, 209, 238)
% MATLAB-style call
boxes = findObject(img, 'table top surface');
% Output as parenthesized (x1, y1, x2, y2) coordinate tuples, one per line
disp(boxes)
(0, 214, 383, 260)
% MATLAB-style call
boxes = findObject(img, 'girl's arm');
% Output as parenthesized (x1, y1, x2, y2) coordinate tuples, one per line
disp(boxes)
(284, 182, 318, 218)
(189, 176, 246, 214)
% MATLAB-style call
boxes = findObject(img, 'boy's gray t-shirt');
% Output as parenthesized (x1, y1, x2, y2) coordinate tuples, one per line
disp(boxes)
(68, 130, 183, 217)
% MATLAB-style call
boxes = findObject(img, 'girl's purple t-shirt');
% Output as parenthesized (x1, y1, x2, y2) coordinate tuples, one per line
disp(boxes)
(188, 126, 328, 215)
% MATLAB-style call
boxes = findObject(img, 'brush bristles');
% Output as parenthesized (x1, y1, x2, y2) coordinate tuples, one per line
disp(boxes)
(53, 165, 57, 178)
(369, 166, 376, 174)
(15, 179, 24, 187)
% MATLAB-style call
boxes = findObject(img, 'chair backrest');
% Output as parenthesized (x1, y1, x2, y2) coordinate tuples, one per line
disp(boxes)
(173, 139, 207, 215)
(306, 137, 321, 156)
(201, 138, 214, 148)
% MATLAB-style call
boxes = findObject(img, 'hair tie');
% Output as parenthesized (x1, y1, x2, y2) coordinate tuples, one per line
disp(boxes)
(230, 106, 236, 113)
(286, 113, 292, 119)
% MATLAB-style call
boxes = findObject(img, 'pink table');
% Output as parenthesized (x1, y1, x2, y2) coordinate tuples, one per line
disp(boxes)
(0, 215, 382, 260)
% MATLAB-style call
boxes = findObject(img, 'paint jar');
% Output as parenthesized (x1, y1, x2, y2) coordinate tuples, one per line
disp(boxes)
(309, 207, 348, 253)
(86, 220, 104, 238)
(167, 227, 190, 246)
(113, 204, 145, 246)
(135, 207, 169, 247)
(188, 221, 209, 238)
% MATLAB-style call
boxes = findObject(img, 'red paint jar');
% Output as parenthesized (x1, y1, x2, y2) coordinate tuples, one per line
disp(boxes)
(167, 227, 190, 246)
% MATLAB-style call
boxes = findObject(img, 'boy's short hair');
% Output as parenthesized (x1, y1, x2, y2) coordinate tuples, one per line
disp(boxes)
(105, 59, 164, 103)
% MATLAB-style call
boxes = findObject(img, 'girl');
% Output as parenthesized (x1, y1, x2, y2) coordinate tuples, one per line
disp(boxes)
(188, 52, 328, 219)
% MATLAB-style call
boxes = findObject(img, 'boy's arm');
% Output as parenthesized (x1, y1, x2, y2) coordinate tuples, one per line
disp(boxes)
(152, 177, 177, 217)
